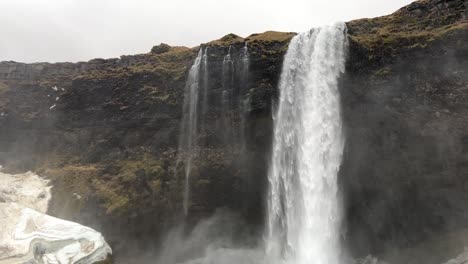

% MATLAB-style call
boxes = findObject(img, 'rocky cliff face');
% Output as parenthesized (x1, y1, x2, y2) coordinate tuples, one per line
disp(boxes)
(0, 0, 466, 262)
(343, 1, 468, 261)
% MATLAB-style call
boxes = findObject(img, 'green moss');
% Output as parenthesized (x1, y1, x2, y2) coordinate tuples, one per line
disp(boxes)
(95, 255, 114, 264)
(115, 155, 164, 182)
(375, 67, 391, 76)
(74, 46, 196, 82)
(43, 165, 102, 218)
(0, 82, 8, 93)
(208, 33, 244, 46)
(83, 154, 167, 215)
(348, 0, 468, 52)
(246, 31, 295, 43)
(40, 151, 171, 217)
(94, 181, 130, 215)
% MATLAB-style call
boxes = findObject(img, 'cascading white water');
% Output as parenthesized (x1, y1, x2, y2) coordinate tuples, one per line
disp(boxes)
(178, 45, 250, 215)
(221, 45, 234, 144)
(266, 23, 348, 264)
(239, 43, 249, 89)
(238, 43, 250, 150)
(178, 49, 203, 216)
(201, 47, 209, 118)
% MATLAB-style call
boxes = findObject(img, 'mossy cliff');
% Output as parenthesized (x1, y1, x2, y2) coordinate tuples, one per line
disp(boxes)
(0, 31, 294, 256)
(0, 0, 467, 262)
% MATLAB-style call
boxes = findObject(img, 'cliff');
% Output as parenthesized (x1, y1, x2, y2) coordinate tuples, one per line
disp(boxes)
(0, 0, 467, 262)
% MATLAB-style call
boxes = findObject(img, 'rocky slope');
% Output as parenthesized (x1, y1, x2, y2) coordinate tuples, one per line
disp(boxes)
(0, 0, 467, 262)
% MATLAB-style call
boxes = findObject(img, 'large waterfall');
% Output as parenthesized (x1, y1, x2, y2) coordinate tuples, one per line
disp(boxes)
(266, 23, 348, 264)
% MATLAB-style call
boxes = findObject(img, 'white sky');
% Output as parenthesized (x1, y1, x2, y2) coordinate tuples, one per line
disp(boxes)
(0, 0, 414, 63)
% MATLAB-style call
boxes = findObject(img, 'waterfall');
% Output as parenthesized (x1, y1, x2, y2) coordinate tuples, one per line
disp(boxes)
(266, 23, 348, 264)
(177, 44, 250, 216)
(238, 43, 250, 150)
(201, 47, 209, 119)
(222, 45, 234, 145)
(178, 49, 203, 216)
(239, 43, 249, 92)
(219, 44, 250, 149)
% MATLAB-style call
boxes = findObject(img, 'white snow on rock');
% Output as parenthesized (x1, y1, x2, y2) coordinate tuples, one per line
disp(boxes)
(0, 171, 51, 213)
(0, 171, 112, 264)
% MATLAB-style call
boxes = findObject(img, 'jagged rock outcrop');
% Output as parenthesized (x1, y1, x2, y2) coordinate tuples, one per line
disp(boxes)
(0, 0, 466, 262)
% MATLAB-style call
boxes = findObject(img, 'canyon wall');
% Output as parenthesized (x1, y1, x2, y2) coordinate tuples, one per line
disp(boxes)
(0, 0, 466, 261)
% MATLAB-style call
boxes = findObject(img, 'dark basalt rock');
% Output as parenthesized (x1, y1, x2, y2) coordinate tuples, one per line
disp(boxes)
(0, 0, 466, 262)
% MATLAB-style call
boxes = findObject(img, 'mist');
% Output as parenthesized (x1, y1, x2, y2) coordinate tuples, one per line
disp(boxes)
(0, 0, 467, 264)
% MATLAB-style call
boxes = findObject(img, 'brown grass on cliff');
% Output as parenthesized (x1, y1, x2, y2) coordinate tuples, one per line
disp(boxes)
(347, 0, 467, 51)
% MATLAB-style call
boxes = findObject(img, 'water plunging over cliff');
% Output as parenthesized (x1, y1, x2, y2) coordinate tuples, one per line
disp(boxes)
(201, 48, 210, 126)
(219, 44, 250, 149)
(178, 49, 203, 216)
(238, 43, 249, 150)
(177, 45, 250, 216)
(221, 45, 235, 145)
(266, 23, 348, 264)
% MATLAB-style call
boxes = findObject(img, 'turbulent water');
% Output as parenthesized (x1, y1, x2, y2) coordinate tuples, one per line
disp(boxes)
(266, 23, 348, 264)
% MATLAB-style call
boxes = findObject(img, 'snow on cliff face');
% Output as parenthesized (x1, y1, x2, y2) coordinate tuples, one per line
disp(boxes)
(0, 171, 112, 264)
(0, 171, 51, 213)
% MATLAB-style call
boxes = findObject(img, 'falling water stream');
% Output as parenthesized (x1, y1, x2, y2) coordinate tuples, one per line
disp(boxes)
(178, 49, 203, 216)
(266, 23, 348, 264)
(177, 44, 250, 217)
(171, 25, 348, 262)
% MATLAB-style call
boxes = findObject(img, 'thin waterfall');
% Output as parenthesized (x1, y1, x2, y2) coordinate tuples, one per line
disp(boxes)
(238, 43, 250, 151)
(221, 45, 234, 145)
(177, 49, 204, 216)
(266, 23, 348, 264)
(201, 47, 209, 119)
(177, 44, 251, 216)
(200, 48, 210, 137)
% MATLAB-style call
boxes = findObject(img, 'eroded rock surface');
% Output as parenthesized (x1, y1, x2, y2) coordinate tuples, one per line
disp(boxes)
(0, 0, 466, 262)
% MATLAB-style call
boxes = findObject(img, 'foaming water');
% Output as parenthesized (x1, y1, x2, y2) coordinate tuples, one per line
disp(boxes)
(266, 23, 348, 264)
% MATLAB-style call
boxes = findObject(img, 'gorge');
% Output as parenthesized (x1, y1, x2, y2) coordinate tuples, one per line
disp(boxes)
(0, 0, 467, 263)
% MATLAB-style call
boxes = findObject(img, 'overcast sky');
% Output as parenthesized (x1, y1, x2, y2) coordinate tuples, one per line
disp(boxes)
(1, 0, 414, 63)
